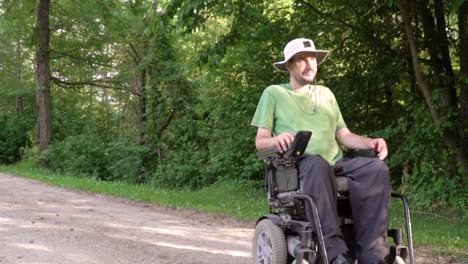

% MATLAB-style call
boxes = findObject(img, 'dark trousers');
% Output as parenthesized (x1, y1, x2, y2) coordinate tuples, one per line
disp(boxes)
(297, 155, 390, 264)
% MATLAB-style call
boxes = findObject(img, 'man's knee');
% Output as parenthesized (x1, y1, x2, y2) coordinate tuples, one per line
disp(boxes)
(298, 155, 331, 174)
(368, 158, 390, 184)
(298, 155, 335, 192)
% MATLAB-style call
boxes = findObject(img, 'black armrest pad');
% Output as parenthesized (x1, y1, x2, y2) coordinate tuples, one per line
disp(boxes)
(345, 149, 378, 158)
(257, 146, 280, 159)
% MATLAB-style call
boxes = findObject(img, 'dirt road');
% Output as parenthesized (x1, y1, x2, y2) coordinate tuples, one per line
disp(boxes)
(0, 173, 252, 264)
(1, 173, 465, 264)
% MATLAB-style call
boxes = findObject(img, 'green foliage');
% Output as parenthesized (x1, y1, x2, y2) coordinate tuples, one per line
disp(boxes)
(449, 0, 466, 13)
(384, 99, 467, 210)
(105, 140, 150, 183)
(44, 134, 148, 182)
(51, 104, 88, 141)
(44, 134, 106, 178)
(1, 0, 466, 214)
(0, 113, 34, 164)
(152, 141, 209, 189)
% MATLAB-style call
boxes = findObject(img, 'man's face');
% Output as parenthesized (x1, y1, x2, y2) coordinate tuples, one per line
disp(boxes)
(287, 52, 317, 86)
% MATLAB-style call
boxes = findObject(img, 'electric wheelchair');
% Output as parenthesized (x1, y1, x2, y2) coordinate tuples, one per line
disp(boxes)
(253, 131, 414, 264)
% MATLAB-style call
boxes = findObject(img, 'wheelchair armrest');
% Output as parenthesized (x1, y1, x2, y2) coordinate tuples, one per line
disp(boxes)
(345, 149, 378, 158)
(257, 146, 280, 159)
(256, 131, 312, 160)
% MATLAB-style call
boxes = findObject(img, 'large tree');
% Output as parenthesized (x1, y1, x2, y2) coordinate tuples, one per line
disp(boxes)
(397, 0, 468, 178)
(36, 0, 52, 165)
(458, 0, 468, 180)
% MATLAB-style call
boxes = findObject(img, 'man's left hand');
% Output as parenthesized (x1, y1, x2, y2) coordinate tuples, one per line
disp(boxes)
(369, 138, 388, 160)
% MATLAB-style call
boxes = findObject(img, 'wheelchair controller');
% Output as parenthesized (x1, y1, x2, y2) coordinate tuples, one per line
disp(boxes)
(257, 131, 312, 198)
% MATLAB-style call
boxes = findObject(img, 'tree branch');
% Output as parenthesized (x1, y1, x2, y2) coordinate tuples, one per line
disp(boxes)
(50, 49, 114, 68)
(297, 0, 400, 57)
(51, 76, 142, 96)
(128, 42, 141, 64)
(396, 0, 440, 124)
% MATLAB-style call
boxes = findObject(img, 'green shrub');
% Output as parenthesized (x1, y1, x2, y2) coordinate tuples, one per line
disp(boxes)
(0, 113, 34, 164)
(104, 140, 149, 183)
(151, 141, 209, 189)
(384, 102, 467, 211)
(146, 111, 262, 190)
(45, 134, 106, 177)
(44, 134, 148, 182)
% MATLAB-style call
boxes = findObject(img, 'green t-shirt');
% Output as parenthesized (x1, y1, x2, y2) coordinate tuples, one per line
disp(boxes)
(251, 83, 347, 165)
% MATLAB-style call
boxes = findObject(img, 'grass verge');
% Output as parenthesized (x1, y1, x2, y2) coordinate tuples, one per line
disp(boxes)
(1, 161, 466, 261)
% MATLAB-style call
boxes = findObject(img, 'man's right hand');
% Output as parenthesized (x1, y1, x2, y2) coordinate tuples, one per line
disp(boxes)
(273, 132, 295, 153)
(255, 128, 296, 153)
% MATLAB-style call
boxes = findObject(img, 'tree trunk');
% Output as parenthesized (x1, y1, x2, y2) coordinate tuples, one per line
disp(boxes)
(36, 0, 52, 166)
(458, 1, 468, 179)
(396, 0, 439, 123)
(136, 67, 147, 183)
(398, 0, 468, 177)
(433, 0, 457, 107)
(432, 0, 467, 178)
(127, 42, 147, 182)
(418, 0, 465, 176)
(138, 69, 147, 147)
(15, 38, 23, 113)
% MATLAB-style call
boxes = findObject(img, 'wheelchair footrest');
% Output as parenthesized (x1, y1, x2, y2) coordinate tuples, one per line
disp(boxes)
(388, 244, 409, 263)
(388, 228, 403, 245)
(292, 248, 316, 264)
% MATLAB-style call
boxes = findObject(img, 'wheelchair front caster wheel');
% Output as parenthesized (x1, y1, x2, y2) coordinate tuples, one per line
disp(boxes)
(292, 260, 310, 264)
(393, 256, 405, 264)
(253, 219, 287, 264)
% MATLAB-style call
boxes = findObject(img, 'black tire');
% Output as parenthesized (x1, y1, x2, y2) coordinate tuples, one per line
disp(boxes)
(253, 219, 287, 264)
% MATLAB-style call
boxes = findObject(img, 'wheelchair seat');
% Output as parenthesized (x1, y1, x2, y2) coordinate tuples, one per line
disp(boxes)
(335, 177, 348, 193)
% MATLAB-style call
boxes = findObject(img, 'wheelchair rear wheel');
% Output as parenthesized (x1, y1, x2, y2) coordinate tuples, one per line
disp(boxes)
(253, 219, 287, 264)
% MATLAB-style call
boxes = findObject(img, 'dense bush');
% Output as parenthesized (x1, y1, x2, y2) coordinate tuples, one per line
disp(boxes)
(44, 134, 148, 182)
(0, 113, 34, 164)
(385, 102, 467, 211)
(150, 128, 261, 190)
(151, 141, 208, 189)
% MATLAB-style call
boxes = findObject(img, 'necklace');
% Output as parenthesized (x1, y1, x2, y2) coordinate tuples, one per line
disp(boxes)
(288, 84, 318, 115)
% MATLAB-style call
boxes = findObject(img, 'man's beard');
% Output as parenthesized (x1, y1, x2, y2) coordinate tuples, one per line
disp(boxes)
(298, 73, 315, 85)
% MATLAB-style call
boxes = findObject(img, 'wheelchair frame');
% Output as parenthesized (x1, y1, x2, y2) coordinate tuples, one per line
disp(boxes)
(253, 131, 414, 264)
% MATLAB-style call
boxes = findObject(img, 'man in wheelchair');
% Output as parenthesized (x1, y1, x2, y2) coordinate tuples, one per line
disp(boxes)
(251, 38, 408, 264)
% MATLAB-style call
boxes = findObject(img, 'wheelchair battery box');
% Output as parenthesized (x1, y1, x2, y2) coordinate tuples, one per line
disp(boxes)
(270, 166, 299, 192)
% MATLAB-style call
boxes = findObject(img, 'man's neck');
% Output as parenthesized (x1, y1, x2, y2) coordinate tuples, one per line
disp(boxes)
(289, 80, 311, 91)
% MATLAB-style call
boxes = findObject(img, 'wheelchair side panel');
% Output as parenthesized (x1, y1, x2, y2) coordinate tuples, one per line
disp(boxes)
(268, 166, 299, 193)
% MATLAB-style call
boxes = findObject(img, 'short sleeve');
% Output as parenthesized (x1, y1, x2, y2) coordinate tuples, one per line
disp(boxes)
(336, 108, 347, 130)
(329, 90, 347, 130)
(251, 88, 276, 130)
(335, 99, 346, 131)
